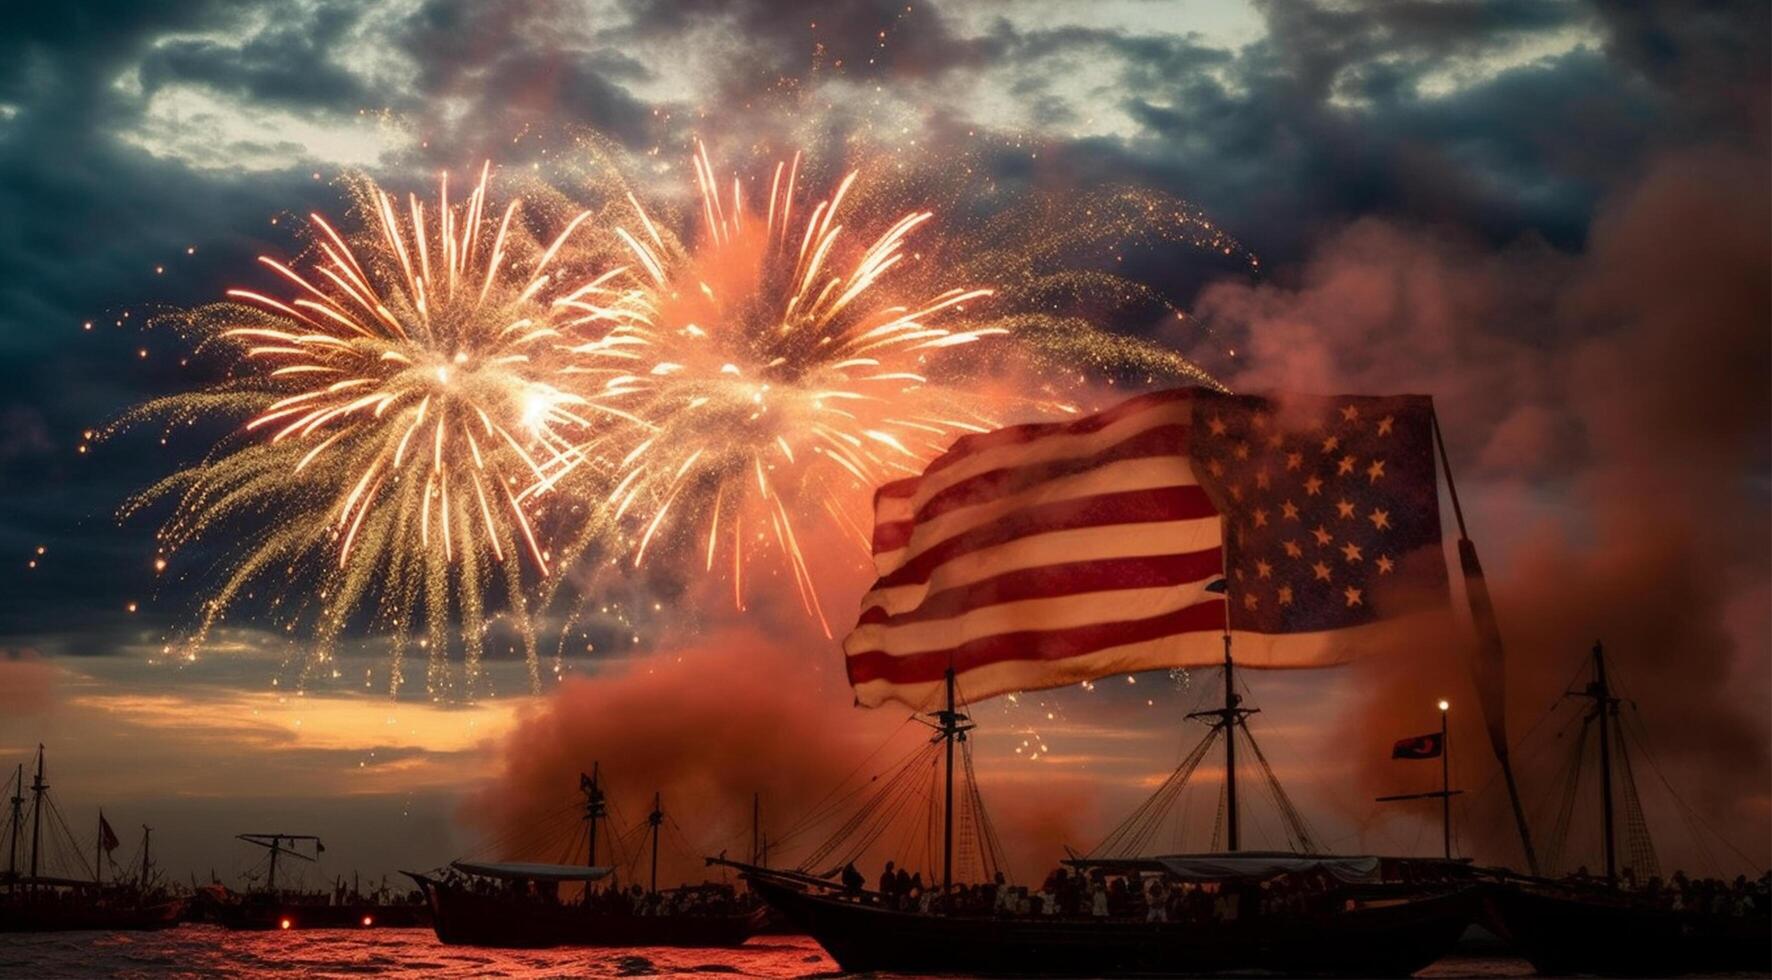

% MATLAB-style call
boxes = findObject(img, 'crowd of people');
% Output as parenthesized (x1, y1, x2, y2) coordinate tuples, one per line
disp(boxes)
(831, 857, 1772, 924)
(836, 860, 1350, 922)
(439, 869, 750, 917)
(1568, 867, 1771, 917)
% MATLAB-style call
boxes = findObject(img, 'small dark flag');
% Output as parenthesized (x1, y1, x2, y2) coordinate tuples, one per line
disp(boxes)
(99, 815, 120, 853)
(315, 840, 325, 853)
(1391, 732, 1443, 760)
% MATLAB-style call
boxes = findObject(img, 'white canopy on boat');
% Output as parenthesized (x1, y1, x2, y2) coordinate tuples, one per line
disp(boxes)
(451, 860, 614, 882)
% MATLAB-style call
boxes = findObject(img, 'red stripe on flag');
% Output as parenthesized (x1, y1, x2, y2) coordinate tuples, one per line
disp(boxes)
(857, 550, 1223, 627)
(869, 424, 1193, 553)
(914, 389, 1197, 482)
(874, 486, 1218, 590)
(845, 599, 1227, 687)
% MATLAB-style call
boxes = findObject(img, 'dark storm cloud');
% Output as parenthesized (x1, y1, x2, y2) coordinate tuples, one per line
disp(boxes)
(989, 10, 1652, 261)
(136, 2, 372, 111)
(1594, 0, 1771, 127)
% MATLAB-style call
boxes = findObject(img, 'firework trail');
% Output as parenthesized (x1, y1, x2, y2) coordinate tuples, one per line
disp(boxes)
(124, 165, 600, 699)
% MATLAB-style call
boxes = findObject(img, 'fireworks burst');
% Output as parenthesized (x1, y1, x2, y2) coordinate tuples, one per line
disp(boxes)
(125, 165, 599, 698)
(124, 137, 1246, 699)
(537, 146, 1073, 633)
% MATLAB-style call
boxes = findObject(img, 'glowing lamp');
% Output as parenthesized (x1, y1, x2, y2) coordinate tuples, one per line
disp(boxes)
(279, 918, 292, 930)
(362, 915, 374, 927)
(1437, 699, 1450, 712)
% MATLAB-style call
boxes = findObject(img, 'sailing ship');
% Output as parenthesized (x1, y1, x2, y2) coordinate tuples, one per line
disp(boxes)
(1484, 643, 1771, 976)
(720, 655, 1482, 976)
(0, 746, 185, 932)
(406, 764, 766, 948)
(211, 833, 429, 929)
(705, 389, 1512, 975)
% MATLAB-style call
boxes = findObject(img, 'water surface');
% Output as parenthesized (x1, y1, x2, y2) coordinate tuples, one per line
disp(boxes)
(0, 925, 1598, 978)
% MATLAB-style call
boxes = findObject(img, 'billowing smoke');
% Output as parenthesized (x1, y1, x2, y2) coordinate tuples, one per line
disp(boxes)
(470, 135, 1768, 883)
(465, 623, 1099, 886)
(1194, 145, 1771, 873)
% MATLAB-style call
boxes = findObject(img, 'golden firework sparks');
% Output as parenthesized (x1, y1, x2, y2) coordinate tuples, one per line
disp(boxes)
(125, 164, 599, 698)
(122, 138, 1246, 699)
(538, 146, 1056, 634)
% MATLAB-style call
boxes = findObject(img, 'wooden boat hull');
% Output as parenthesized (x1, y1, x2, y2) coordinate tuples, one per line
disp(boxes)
(0, 898, 185, 933)
(215, 898, 430, 930)
(410, 874, 766, 948)
(746, 873, 1478, 977)
(1486, 881, 1772, 977)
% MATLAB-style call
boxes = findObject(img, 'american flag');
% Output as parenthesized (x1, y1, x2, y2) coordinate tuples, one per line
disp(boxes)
(843, 387, 1447, 709)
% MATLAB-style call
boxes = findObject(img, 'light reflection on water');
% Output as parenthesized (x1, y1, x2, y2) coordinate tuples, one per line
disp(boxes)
(0, 926, 839, 978)
(0, 925, 1566, 978)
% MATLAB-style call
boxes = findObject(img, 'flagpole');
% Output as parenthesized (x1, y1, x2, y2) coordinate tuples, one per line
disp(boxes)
(1439, 702, 1451, 860)
(1431, 412, 1540, 874)
(1376, 706, 1464, 855)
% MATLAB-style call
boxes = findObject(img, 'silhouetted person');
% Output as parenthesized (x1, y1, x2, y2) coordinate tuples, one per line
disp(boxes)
(841, 862, 864, 895)
(879, 861, 897, 903)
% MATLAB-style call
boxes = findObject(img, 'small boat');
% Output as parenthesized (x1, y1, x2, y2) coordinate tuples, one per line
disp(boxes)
(407, 767, 765, 948)
(213, 833, 429, 930)
(0, 746, 186, 933)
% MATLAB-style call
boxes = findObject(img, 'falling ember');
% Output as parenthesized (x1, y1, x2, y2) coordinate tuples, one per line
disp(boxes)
(540, 146, 1053, 632)
(123, 163, 599, 698)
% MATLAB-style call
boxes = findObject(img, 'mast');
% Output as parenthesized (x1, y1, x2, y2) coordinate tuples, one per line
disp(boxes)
(1186, 638, 1257, 852)
(1561, 642, 1622, 880)
(28, 745, 44, 892)
(95, 810, 103, 887)
(1589, 643, 1618, 881)
(647, 791, 663, 895)
(750, 792, 760, 866)
(7, 763, 20, 890)
(944, 667, 957, 891)
(237, 834, 317, 895)
(582, 762, 605, 868)
(1222, 637, 1240, 851)
(141, 826, 152, 889)
(931, 666, 972, 896)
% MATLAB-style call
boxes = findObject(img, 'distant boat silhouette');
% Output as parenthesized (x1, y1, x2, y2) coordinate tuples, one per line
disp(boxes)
(208, 833, 428, 930)
(0, 745, 184, 932)
(1484, 643, 1771, 976)
(406, 763, 765, 948)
